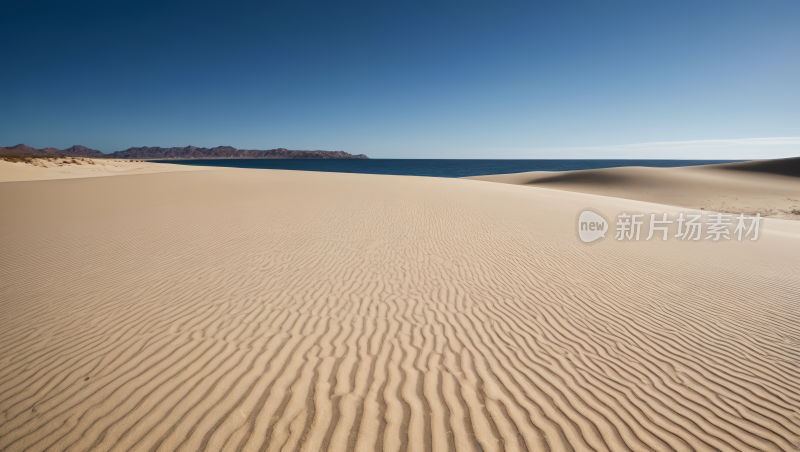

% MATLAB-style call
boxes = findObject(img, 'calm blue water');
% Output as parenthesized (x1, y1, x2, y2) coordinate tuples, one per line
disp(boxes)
(152, 159, 742, 178)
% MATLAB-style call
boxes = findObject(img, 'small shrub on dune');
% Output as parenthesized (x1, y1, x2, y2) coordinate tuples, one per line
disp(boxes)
(1, 154, 34, 164)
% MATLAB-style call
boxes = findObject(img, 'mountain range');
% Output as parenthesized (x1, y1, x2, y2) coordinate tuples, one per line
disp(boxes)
(0, 144, 369, 159)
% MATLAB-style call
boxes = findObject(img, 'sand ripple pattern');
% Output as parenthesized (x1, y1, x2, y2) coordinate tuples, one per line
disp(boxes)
(1, 170, 799, 452)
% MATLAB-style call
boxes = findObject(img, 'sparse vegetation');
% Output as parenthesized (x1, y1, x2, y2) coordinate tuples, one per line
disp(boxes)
(0, 154, 66, 164)
(0, 154, 99, 167)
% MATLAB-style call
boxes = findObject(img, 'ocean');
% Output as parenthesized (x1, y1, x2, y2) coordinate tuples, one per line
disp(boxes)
(151, 159, 741, 178)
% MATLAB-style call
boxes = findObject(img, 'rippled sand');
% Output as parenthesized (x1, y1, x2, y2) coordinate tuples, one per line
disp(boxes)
(1, 168, 799, 451)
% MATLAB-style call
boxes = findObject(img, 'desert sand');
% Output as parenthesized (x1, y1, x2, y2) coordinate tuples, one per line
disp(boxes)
(468, 157, 800, 220)
(1, 166, 799, 451)
(0, 158, 214, 183)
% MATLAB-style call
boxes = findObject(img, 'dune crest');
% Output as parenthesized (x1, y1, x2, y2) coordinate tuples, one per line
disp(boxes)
(469, 157, 800, 220)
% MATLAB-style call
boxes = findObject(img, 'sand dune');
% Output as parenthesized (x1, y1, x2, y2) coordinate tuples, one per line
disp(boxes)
(0, 159, 213, 183)
(1, 168, 799, 451)
(468, 157, 800, 220)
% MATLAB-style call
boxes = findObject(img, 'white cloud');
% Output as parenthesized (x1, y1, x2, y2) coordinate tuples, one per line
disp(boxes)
(481, 137, 800, 159)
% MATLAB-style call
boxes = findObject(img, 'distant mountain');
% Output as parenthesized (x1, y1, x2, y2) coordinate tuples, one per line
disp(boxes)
(62, 145, 106, 158)
(0, 144, 55, 155)
(0, 144, 368, 159)
(109, 146, 368, 159)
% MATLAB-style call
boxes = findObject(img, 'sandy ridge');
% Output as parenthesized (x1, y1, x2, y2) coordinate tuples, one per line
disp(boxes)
(468, 158, 800, 220)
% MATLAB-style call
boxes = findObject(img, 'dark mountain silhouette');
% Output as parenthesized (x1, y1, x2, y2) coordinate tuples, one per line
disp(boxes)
(0, 144, 53, 155)
(110, 146, 368, 159)
(0, 144, 104, 157)
(61, 145, 106, 158)
(0, 144, 369, 159)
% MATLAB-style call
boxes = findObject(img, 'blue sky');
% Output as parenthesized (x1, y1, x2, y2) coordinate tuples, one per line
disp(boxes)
(2, 0, 798, 158)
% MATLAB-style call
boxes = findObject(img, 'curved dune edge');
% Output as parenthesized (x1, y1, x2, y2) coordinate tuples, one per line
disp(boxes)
(467, 157, 800, 220)
(1, 169, 799, 452)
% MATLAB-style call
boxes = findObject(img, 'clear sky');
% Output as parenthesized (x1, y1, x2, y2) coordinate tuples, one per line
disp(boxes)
(2, 0, 798, 158)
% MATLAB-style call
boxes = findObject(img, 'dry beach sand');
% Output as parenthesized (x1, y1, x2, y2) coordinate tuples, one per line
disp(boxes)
(1, 163, 799, 451)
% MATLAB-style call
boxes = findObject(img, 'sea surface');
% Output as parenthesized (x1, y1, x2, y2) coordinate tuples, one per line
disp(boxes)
(152, 159, 741, 178)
